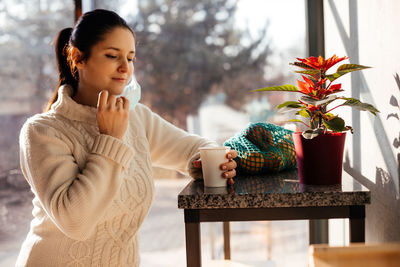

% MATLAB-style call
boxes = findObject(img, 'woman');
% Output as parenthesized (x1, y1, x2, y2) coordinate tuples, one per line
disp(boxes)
(16, 9, 237, 267)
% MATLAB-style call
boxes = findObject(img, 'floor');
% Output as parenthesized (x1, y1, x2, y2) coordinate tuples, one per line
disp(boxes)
(0, 178, 309, 267)
(139, 178, 309, 267)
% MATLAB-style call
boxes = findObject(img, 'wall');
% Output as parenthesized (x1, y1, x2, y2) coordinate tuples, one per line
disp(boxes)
(324, 0, 400, 242)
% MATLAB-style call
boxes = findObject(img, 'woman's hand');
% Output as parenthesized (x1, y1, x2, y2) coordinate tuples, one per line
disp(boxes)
(96, 90, 130, 140)
(220, 150, 238, 185)
(193, 149, 238, 185)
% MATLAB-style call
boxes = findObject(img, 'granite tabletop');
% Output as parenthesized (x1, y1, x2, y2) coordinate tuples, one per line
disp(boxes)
(177, 170, 370, 209)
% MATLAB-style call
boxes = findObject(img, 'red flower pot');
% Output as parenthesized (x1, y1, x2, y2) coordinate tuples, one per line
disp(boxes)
(292, 132, 346, 185)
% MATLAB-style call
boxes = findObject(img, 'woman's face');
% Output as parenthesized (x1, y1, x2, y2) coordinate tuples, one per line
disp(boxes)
(78, 27, 136, 96)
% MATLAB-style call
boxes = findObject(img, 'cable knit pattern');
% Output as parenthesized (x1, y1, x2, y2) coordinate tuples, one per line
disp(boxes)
(16, 85, 216, 267)
(92, 134, 133, 170)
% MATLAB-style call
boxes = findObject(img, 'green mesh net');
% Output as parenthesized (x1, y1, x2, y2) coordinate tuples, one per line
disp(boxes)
(223, 122, 297, 174)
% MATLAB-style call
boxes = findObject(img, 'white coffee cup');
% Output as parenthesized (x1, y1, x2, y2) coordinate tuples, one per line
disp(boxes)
(204, 186, 228, 194)
(199, 146, 230, 187)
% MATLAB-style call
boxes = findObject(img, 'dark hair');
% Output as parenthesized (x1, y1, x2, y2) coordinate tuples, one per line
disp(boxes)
(45, 9, 134, 111)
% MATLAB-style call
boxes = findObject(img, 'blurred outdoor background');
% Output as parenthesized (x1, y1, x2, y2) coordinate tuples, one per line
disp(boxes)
(0, 0, 308, 266)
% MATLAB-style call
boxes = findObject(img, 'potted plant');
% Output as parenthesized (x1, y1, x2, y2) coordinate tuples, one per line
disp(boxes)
(252, 55, 379, 185)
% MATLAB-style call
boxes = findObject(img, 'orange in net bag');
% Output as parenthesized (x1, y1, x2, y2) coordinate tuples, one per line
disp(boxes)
(224, 123, 297, 174)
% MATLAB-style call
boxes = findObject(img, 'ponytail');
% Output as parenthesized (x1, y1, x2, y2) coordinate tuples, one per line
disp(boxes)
(45, 28, 78, 112)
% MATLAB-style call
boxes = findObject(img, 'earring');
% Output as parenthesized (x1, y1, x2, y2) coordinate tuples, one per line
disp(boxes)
(72, 67, 79, 80)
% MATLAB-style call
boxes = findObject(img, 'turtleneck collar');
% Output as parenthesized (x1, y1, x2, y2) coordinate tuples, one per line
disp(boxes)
(50, 84, 98, 125)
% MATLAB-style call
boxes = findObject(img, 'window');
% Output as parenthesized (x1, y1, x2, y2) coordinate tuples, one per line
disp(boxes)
(0, 1, 308, 266)
(0, 1, 73, 264)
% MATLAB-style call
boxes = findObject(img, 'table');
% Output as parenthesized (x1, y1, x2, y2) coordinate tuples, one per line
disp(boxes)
(177, 170, 370, 267)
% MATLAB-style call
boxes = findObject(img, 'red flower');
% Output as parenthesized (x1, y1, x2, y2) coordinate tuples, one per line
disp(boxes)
(307, 104, 319, 112)
(316, 83, 342, 98)
(328, 83, 342, 92)
(316, 78, 327, 88)
(297, 75, 315, 95)
(296, 55, 349, 71)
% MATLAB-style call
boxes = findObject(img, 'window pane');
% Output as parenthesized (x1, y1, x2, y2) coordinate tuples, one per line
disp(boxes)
(95, 0, 306, 134)
(1, 1, 308, 266)
(0, 0, 74, 114)
(0, 1, 74, 264)
(95, 2, 308, 267)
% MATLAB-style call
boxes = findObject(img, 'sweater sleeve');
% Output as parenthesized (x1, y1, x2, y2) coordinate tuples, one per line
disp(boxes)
(19, 120, 133, 241)
(135, 104, 217, 178)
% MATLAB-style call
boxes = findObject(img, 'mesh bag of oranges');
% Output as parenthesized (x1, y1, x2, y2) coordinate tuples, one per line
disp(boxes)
(223, 122, 297, 174)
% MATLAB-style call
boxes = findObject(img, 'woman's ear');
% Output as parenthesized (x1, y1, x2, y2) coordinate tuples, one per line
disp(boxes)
(70, 47, 85, 70)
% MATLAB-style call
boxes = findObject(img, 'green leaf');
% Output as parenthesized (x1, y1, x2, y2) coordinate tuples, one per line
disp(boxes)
(326, 64, 371, 82)
(294, 69, 320, 76)
(301, 95, 337, 106)
(289, 119, 304, 123)
(277, 101, 302, 109)
(337, 64, 371, 72)
(290, 62, 314, 69)
(324, 112, 336, 119)
(298, 109, 310, 118)
(322, 117, 347, 132)
(251, 84, 299, 93)
(340, 97, 380, 115)
(346, 125, 354, 134)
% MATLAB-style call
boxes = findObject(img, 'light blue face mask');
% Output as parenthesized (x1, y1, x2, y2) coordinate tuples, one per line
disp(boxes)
(117, 74, 141, 110)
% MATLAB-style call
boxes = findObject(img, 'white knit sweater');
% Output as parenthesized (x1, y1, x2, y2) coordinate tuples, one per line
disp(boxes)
(16, 85, 215, 267)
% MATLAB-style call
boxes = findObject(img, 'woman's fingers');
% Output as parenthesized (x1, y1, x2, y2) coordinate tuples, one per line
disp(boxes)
(193, 159, 202, 168)
(116, 97, 124, 109)
(97, 90, 108, 109)
(226, 149, 238, 160)
(97, 91, 125, 110)
(220, 149, 238, 183)
(220, 159, 237, 171)
(222, 169, 236, 179)
(96, 90, 129, 140)
(108, 95, 117, 107)
(122, 96, 130, 110)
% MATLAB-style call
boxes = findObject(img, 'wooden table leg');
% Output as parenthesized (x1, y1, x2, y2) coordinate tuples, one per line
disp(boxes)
(350, 205, 366, 243)
(185, 222, 202, 267)
(309, 219, 329, 244)
(350, 218, 365, 242)
(223, 221, 231, 260)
